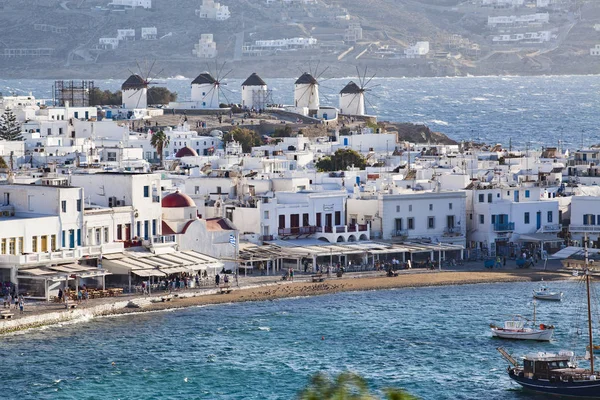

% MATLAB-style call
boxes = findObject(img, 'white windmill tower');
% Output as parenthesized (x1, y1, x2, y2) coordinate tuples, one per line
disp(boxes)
(241, 72, 271, 109)
(294, 72, 320, 110)
(190, 61, 234, 109)
(339, 67, 379, 116)
(121, 74, 148, 110)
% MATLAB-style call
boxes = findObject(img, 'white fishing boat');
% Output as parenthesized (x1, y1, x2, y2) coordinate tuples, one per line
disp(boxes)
(533, 286, 563, 301)
(491, 320, 554, 341)
(491, 302, 555, 341)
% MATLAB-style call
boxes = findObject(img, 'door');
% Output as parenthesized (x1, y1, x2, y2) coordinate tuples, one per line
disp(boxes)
(514, 191, 519, 202)
(125, 224, 131, 241)
(144, 220, 149, 240)
(536, 212, 542, 230)
(41, 235, 48, 252)
(69, 229, 75, 248)
(326, 213, 333, 229)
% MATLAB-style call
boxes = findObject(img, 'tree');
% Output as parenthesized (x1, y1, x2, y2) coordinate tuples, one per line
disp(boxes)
(297, 372, 417, 400)
(90, 88, 122, 106)
(150, 130, 170, 167)
(272, 125, 294, 138)
(223, 128, 262, 153)
(315, 149, 366, 172)
(0, 108, 23, 141)
(148, 87, 177, 105)
(0, 155, 7, 169)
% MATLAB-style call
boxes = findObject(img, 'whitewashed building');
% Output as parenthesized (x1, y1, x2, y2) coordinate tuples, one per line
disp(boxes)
(141, 27, 157, 40)
(99, 38, 119, 50)
(404, 42, 429, 58)
(117, 29, 136, 41)
(241, 73, 268, 109)
(108, 0, 151, 9)
(196, 0, 231, 21)
(121, 74, 147, 110)
(192, 34, 217, 59)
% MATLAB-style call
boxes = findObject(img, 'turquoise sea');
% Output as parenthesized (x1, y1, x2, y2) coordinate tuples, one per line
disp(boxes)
(1, 75, 600, 149)
(2, 280, 598, 399)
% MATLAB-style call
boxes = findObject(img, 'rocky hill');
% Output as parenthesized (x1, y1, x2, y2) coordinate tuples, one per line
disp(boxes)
(0, 0, 599, 79)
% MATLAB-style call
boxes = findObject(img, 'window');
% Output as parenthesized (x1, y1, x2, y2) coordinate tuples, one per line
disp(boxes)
(0, 238, 5, 254)
(584, 214, 596, 226)
(408, 217, 415, 230)
(104, 227, 109, 243)
(152, 220, 157, 236)
(61, 200, 66, 213)
(144, 221, 149, 240)
(429, 204, 433, 211)
(507, 191, 510, 195)
(524, 212, 530, 224)
(303, 213, 309, 227)
(77, 199, 82, 212)
(335, 211, 341, 226)
(51, 235, 56, 251)
(18, 238, 23, 254)
(428, 216, 435, 229)
(396, 205, 400, 212)
(525, 190, 530, 198)
(195, 186, 200, 195)
(107, 152, 117, 162)
(487, 193, 492, 203)
(547, 211, 553, 223)
(409, 205, 413, 212)
(117, 224, 122, 240)
(478, 194, 484, 203)
(143, 186, 149, 198)
(137, 221, 141, 238)
(264, 211, 269, 220)
(77, 229, 81, 246)
(395, 218, 403, 232)
(47, 128, 52, 135)
(9, 238, 15, 255)
(449, 203, 453, 210)
(447, 215, 455, 229)
(479, 215, 485, 224)
(491, 215, 496, 224)
(32, 236, 37, 252)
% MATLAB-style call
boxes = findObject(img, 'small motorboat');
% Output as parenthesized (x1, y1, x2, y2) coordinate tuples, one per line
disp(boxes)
(533, 286, 563, 301)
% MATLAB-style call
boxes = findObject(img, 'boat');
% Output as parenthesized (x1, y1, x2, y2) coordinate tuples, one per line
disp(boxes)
(533, 285, 563, 301)
(491, 302, 555, 341)
(499, 239, 600, 398)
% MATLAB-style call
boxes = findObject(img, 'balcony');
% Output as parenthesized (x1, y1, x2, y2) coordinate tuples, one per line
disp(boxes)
(493, 222, 515, 232)
(443, 227, 464, 237)
(278, 226, 318, 236)
(540, 224, 562, 233)
(569, 225, 600, 233)
(316, 225, 371, 243)
(391, 229, 408, 238)
(151, 235, 176, 244)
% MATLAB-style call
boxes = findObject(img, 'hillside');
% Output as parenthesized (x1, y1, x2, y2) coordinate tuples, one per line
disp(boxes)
(0, 0, 599, 79)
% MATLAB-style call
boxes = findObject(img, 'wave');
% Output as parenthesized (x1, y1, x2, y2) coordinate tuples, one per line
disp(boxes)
(429, 119, 449, 126)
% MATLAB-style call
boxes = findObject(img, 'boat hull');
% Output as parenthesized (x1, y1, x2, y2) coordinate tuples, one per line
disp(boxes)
(491, 328, 554, 341)
(533, 293, 563, 301)
(509, 373, 600, 398)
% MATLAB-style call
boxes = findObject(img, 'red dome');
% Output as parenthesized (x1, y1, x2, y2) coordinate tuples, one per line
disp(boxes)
(162, 191, 196, 208)
(175, 146, 198, 158)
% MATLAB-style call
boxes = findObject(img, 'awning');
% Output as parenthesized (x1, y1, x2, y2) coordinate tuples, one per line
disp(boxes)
(519, 233, 563, 243)
(132, 269, 166, 277)
(102, 250, 222, 276)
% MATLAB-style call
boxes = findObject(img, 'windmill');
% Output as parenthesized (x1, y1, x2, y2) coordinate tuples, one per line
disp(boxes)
(339, 66, 380, 116)
(293, 61, 332, 110)
(121, 60, 164, 110)
(191, 60, 234, 109)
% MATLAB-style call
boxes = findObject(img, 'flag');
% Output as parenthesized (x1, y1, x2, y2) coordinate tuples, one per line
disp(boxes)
(229, 234, 236, 247)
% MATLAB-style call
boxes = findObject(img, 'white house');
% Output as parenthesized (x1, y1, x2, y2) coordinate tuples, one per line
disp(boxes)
(141, 27, 157, 40)
(99, 38, 119, 50)
(192, 34, 217, 59)
(404, 42, 429, 58)
(191, 72, 219, 108)
(196, 0, 231, 21)
(108, 0, 151, 9)
(241, 73, 268, 109)
(591, 45, 600, 56)
(117, 29, 136, 41)
(568, 196, 600, 247)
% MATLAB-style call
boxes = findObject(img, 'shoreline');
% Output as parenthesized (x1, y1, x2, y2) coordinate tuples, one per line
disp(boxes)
(0, 269, 574, 335)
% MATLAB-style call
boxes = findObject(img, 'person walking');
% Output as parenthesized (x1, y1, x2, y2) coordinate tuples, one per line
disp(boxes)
(215, 273, 220, 287)
(18, 295, 24, 314)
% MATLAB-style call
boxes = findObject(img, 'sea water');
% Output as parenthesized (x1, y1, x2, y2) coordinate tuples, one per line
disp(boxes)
(1, 281, 597, 399)
(1, 75, 599, 149)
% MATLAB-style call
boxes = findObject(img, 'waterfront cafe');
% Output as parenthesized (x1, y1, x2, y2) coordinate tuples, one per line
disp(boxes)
(101, 248, 223, 292)
(17, 263, 110, 301)
(238, 239, 464, 273)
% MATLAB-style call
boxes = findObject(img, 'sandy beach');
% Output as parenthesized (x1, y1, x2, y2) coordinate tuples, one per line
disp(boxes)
(107, 269, 573, 316)
(0, 267, 574, 334)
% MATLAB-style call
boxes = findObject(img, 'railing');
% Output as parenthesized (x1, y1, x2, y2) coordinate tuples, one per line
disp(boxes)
(392, 229, 408, 237)
(493, 222, 515, 232)
(443, 227, 464, 237)
(278, 226, 317, 236)
(541, 224, 562, 232)
(152, 235, 176, 244)
(569, 225, 600, 233)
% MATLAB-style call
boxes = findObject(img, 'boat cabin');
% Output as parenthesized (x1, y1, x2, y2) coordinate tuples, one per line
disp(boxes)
(522, 352, 573, 380)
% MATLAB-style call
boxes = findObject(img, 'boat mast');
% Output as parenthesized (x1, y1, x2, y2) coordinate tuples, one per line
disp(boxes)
(586, 235, 594, 373)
